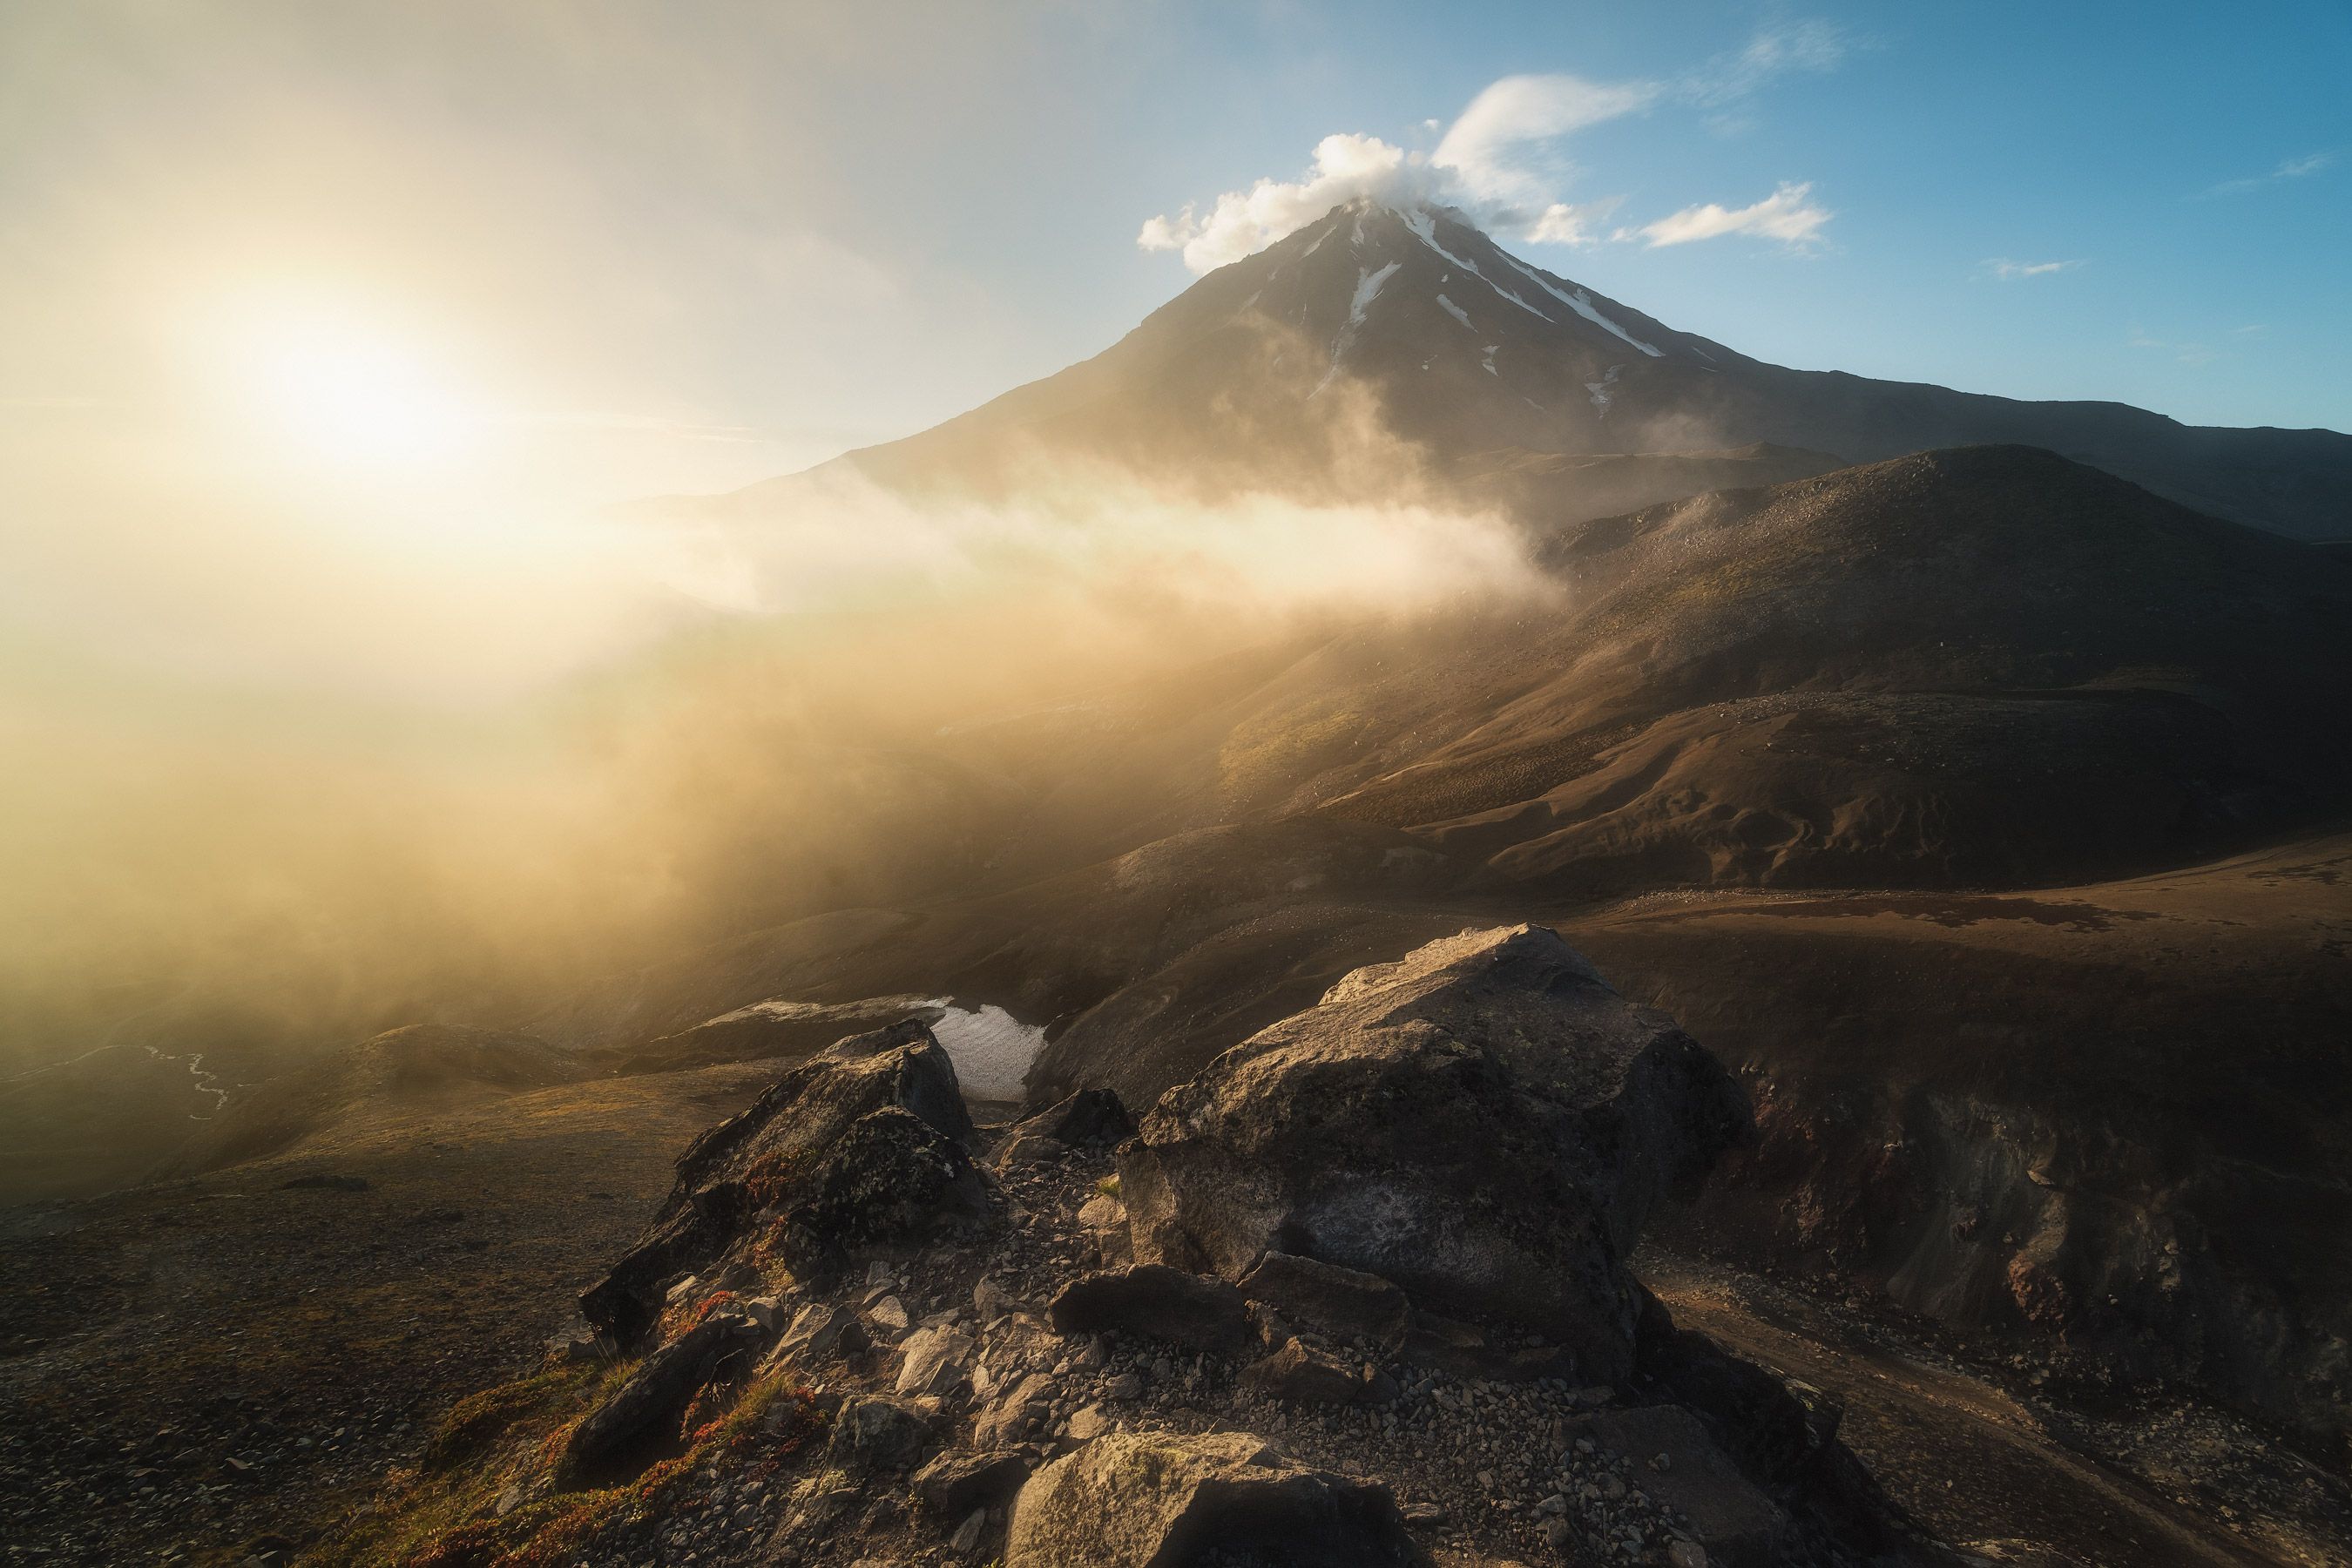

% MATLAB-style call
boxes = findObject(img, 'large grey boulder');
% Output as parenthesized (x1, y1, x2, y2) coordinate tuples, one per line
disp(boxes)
(1047, 1265, 1251, 1352)
(582, 1019, 974, 1342)
(1004, 1429, 1423, 1567)
(1120, 925, 1747, 1382)
(670, 1018, 976, 1203)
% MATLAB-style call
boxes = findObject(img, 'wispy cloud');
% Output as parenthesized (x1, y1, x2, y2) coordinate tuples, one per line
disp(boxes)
(1632, 182, 1832, 249)
(1432, 74, 1661, 213)
(2128, 326, 2218, 367)
(2199, 151, 2335, 198)
(1683, 19, 1851, 108)
(1138, 21, 1848, 272)
(1982, 258, 2083, 280)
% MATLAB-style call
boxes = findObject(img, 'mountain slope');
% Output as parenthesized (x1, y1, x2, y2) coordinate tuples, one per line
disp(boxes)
(719, 199, 2350, 540)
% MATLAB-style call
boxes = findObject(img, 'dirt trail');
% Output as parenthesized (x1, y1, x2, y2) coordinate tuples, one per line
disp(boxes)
(1641, 1251, 2347, 1566)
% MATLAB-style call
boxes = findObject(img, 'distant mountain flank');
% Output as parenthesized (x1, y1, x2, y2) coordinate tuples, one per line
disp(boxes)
(704, 199, 2349, 541)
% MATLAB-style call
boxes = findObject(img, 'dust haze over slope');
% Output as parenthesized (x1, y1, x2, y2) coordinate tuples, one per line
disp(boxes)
(8, 202, 2351, 1219)
(0, 372, 1556, 1201)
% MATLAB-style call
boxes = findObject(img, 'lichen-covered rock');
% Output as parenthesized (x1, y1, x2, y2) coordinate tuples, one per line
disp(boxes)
(1120, 926, 1747, 1382)
(825, 1393, 938, 1475)
(780, 1105, 984, 1268)
(1004, 1429, 1424, 1567)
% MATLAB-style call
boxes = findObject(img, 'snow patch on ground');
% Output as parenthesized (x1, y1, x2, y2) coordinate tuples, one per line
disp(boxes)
(1435, 293, 1474, 331)
(923, 1003, 1049, 1102)
(1482, 344, 1500, 375)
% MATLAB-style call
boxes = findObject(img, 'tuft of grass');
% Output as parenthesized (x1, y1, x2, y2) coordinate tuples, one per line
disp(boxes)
(424, 1368, 582, 1470)
(1094, 1174, 1120, 1199)
(318, 1363, 827, 1568)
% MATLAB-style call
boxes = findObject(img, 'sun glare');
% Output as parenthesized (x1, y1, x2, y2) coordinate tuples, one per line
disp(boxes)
(220, 297, 483, 470)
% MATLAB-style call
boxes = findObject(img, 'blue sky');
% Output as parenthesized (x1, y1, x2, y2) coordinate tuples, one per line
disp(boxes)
(981, 2, 2352, 442)
(3, 0, 2346, 512)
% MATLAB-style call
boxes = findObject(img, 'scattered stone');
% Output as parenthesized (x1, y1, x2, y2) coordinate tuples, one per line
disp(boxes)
(949, 1506, 987, 1553)
(1013, 1088, 1136, 1149)
(1076, 1193, 1125, 1232)
(1237, 1252, 1411, 1350)
(976, 1371, 1059, 1449)
(825, 1395, 937, 1475)
(895, 1326, 975, 1398)
(912, 1450, 1033, 1517)
(1241, 1336, 1389, 1406)
(868, 1295, 911, 1335)
(973, 1277, 1023, 1321)
(994, 1133, 1068, 1169)
(1563, 1406, 1784, 1565)
(766, 1302, 867, 1371)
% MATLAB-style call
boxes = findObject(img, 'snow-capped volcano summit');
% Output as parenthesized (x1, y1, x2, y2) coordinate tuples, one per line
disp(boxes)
(1161, 198, 1744, 456)
(714, 199, 2351, 539)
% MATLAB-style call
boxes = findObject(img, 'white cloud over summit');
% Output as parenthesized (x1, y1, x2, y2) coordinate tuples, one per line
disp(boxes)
(1138, 23, 1849, 273)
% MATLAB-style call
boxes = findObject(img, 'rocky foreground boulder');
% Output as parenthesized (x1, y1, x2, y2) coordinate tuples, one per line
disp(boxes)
(1004, 1429, 1424, 1566)
(579, 1019, 977, 1343)
(1122, 923, 1751, 1382)
(360, 927, 1921, 1568)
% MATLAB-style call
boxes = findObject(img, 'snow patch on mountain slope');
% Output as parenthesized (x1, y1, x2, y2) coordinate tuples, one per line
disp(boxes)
(1495, 253, 1663, 356)
(1349, 261, 1401, 326)
(1401, 208, 1480, 274)
(1311, 260, 1402, 397)
(1586, 363, 1622, 414)
(1435, 293, 1474, 331)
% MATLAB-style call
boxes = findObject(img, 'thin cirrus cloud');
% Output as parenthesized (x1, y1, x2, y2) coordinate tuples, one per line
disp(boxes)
(1982, 258, 2085, 280)
(1137, 22, 1848, 274)
(1628, 182, 1833, 248)
(2129, 325, 2219, 367)
(2198, 151, 2335, 198)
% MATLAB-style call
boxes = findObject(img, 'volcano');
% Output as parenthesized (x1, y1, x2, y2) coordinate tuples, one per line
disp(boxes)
(717, 199, 2351, 541)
